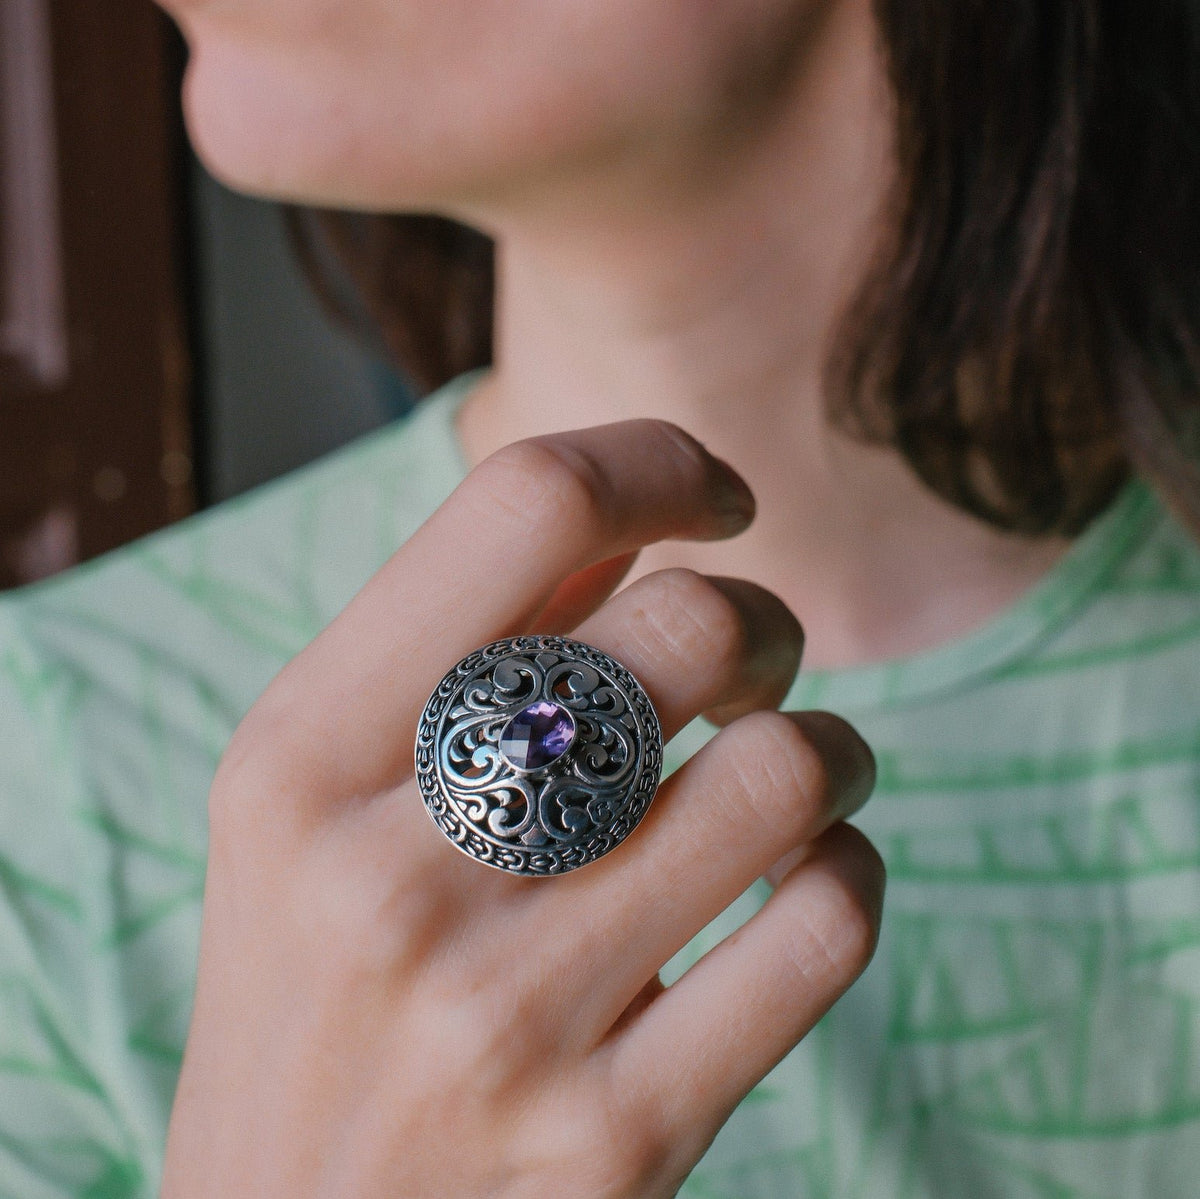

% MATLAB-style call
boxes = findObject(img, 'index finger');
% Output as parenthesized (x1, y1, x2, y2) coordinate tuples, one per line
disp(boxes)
(240, 420, 755, 801)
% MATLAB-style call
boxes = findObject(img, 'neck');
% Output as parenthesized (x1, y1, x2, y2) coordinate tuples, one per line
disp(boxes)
(456, 0, 1069, 670)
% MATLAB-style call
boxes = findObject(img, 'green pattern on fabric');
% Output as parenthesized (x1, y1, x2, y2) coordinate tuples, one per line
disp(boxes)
(2, 372, 1199, 1196)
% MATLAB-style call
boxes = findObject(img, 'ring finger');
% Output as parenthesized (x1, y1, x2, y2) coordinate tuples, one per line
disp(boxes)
(405, 567, 804, 885)
(571, 567, 805, 739)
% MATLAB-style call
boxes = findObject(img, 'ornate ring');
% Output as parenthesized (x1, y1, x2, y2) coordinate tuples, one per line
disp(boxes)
(415, 635, 663, 876)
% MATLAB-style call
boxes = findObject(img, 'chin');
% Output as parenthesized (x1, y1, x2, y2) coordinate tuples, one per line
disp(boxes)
(176, 33, 689, 217)
(181, 51, 290, 196)
(180, 46, 363, 206)
(181, 60, 458, 213)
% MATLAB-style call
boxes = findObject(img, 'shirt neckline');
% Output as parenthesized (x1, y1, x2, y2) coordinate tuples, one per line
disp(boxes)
(785, 480, 1160, 716)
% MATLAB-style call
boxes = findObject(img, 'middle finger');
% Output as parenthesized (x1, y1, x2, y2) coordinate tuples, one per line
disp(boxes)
(570, 567, 805, 739)
(242, 421, 756, 807)
(403, 568, 802, 893)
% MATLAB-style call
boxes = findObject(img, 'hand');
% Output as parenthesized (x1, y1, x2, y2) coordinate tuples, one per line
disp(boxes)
(161, 420, 883, 1198)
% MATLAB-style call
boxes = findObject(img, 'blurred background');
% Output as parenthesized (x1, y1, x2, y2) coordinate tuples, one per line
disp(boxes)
(0, 0, 409, 591)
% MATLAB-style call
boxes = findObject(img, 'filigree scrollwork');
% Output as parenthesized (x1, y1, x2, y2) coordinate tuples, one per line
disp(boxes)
(415, 636, 663, 876)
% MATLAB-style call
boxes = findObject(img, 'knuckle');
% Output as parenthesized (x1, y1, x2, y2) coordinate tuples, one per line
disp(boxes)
(451, 948, 551, 1045)
(475, 987, 543, 1066)
(629, 569, 748, 679)
(514, 1081, 675, 1196)
(480, 438, 615, 537)
(207, 720, 275, 843)
(211, 715, 285, 820)
(210, 716, 268, 804)
(432, 975, 559, 1105)
(723, 709, 832, 837)
(304, 855, 405, 976)
(207, 695, 316, 852)
(582, 1097, 674, 1195)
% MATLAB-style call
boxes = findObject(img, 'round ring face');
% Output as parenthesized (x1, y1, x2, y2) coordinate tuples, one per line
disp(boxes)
(415, 636, 663, 876)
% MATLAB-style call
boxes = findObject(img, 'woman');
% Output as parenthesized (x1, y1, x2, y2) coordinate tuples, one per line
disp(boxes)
(2, 0, 1197, 1194)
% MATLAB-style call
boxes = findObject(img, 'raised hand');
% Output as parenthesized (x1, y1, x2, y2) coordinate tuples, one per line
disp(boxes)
(162, 421, 882, 1198)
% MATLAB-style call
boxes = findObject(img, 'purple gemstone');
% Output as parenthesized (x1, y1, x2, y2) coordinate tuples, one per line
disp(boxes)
(499, 701, 576, 771)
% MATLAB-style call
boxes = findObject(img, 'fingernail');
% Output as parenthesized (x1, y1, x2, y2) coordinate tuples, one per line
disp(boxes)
(713, 456, 756, 527)
(785, 711, 877, 821)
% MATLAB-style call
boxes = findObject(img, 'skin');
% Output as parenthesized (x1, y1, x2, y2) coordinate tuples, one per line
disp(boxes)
(161, 426, 881, 1194)
(153, 0, 1061, 1190)
(168, 0, 1069, 669)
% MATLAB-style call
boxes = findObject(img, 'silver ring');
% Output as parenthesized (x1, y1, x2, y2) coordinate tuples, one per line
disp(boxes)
(415, 635, 663, 876)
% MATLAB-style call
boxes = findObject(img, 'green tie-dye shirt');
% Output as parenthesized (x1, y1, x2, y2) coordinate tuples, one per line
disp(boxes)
(2, 373, 1199, 1197)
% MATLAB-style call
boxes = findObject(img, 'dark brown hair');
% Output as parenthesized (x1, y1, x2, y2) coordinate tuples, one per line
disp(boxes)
(289, 0, 1200, 536)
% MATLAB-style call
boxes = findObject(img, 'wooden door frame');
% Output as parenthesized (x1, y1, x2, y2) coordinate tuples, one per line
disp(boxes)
(0, 0, 193, 588)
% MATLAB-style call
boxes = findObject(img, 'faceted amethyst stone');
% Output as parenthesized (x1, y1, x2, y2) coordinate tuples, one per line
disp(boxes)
(499, 701, 576, 771)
